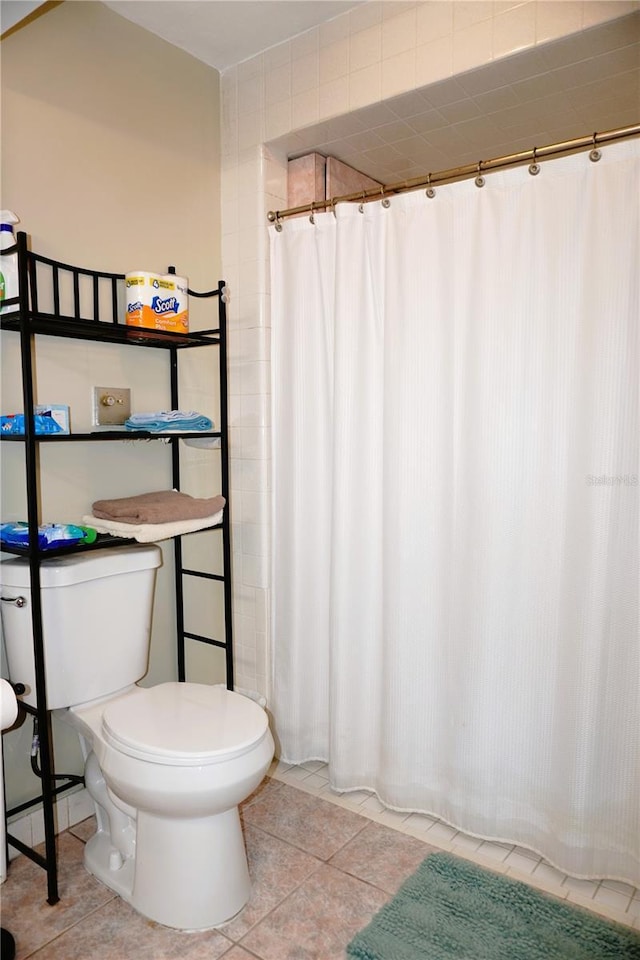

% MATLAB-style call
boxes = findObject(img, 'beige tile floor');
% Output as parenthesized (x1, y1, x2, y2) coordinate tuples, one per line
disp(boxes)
(2, 761, 639, 959)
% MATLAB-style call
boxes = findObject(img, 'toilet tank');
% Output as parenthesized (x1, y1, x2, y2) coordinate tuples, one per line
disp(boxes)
(0, 545, 162, 710)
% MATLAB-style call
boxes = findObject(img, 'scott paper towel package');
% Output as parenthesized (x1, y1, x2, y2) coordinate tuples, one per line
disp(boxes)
(125, 271, 189, 333)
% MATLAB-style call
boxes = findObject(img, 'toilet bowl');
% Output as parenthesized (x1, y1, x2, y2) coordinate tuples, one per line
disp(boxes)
(64, 681, 274, 929)
(0, 546, 275, 930)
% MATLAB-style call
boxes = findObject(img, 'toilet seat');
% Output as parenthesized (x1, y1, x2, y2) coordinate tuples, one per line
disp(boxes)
(101, 682, 268, 766)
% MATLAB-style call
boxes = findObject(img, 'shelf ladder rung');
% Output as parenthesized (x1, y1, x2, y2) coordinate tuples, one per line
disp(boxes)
(6, 778, 81, 819)
(182, 631, 227, 650)
(6, 833, 48, 868)
(181, 568, 225, 582)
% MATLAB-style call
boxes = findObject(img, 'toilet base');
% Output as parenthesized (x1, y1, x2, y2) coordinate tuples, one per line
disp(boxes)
(85, 805, 251, 930)
(85, 830, 135, 901)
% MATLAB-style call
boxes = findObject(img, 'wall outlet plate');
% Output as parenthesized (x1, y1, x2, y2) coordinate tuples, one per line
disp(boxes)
(92, 386, 131, 426)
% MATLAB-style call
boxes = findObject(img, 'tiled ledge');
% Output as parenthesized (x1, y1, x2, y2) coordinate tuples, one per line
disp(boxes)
(269, 758, 640, 932)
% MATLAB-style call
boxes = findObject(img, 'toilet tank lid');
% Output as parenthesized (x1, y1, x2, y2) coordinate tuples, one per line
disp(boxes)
(0, 545, 162, 589)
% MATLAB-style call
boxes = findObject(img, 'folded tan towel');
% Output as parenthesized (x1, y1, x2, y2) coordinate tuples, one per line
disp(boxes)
(92, 490, 226, 525)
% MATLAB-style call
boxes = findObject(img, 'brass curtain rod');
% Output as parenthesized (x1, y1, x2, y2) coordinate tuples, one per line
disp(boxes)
(267, 122, 640, 224)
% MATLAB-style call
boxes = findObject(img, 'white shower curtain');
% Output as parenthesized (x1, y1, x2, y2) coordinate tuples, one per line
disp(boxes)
(269, 138, 639, 884)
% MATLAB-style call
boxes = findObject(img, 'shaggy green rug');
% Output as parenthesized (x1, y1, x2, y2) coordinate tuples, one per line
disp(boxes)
(347, 852, 640, 960)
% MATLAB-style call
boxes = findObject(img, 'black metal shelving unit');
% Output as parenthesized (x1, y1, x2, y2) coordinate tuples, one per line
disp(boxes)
(0, 232, 234, 904)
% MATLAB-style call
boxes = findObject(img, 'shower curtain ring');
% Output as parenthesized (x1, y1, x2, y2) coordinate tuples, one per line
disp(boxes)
(589, 132, 602, 162)
(358, 191, 366, 213)
(330, 196, 337, 217)
(274, 212, 283, 232)
(425, 174, 436, 199)
(309, 201, 315, 225)
(529, 147, 541, 176)
(475, 161, 485, 188)
(381, 185, 391, 208)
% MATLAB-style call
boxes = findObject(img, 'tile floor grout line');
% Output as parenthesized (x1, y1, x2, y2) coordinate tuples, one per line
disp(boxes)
(20, 894, 120, 960)
(233, 859, 327, 954)
(242, 784, 370, 865)
(232, 821, 328, 944)
(6, 767, 638, 955)
(222, 946, 263, 960)
(271, 764, 639, 929)
(240, 812, 353, 864)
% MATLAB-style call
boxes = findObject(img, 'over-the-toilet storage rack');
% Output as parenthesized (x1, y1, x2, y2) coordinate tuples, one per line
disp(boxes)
(0, 231, 234, 905)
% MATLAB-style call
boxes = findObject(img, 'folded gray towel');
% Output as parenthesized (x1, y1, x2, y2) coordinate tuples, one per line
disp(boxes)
(92, 490, 226, 525)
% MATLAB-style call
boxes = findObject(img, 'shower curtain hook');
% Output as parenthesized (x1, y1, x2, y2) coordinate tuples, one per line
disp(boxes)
(358, 191, 366, 213)
(589, 132, 602, 162)
(274, 212, 283, 233)
(475, 161, 485, 188)
(381, 185, 391, 208)
(330, 196, 337, 217)
(309, 201, 316, 225)
(529, 146, 541, 176)
(425, 174, 436, 199)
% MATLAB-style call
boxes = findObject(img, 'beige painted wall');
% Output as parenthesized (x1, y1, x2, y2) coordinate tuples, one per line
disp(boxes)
(0, 1, 222, 808)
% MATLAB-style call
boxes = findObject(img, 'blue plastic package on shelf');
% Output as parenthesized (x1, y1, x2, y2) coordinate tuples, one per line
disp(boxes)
(1, 414, 63, 435)
(0, 522, 97, 550)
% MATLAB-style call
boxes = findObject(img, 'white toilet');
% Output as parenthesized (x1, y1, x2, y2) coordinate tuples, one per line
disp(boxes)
(0, 545, 274, 930)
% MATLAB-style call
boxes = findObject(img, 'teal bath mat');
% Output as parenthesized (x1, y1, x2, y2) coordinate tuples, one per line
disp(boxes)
(347, 852, 640, 960)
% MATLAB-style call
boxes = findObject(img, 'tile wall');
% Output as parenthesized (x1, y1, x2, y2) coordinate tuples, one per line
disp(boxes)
(219, 0, 637, 697)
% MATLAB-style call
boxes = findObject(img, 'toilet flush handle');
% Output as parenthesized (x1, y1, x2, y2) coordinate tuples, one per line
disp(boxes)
(1, 596, 26, 608)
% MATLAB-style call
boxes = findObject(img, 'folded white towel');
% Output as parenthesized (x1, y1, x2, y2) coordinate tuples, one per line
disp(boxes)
(82, 510, 223, 543)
